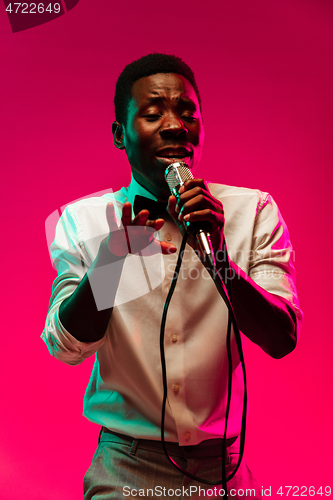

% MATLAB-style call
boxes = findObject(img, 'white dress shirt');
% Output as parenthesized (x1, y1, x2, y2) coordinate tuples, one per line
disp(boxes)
(42, 176, 302, 445)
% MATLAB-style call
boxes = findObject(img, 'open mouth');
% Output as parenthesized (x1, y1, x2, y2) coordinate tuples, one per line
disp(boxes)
(155, 147, 192, 164)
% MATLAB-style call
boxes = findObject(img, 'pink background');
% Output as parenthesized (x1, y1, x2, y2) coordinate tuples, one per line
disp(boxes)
(1, 0, 332, 498)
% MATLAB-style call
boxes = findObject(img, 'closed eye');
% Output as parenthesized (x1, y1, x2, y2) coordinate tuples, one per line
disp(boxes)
(143, 114, 161, 121)
(181, 114, 197, 122)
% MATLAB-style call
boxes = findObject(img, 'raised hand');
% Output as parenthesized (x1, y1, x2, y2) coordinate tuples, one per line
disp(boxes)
(105, 202, 177, 257)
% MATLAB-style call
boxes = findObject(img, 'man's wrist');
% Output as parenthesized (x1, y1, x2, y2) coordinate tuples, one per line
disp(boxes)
(94, 237, 127, 268)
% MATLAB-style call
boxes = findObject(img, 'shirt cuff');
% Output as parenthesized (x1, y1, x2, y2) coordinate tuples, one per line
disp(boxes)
(41, 306, 106, 365)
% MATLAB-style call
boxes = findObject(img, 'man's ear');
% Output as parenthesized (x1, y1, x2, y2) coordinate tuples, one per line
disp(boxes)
(112, 121, 125, 150)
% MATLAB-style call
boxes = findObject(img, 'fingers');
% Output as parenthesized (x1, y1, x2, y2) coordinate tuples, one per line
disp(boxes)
(173, 180, 224, 230)
(107, 201, 158, 233)
(106, 202, 119, 233)
(177, 182, 219, 213)
(121, 203, 153, 227)
(161, 242, 177, 254)
(134, 211, 165, 231)
(145, 218, 165, 232)
(178, 178, 206, 194)
(121, 202, 133, 227)
(121, 202, 165, 229)
(107, 201, 179, 258)
(167, 195, 178, 219)
(125, 226, 177, 256)
(140, 240, 177, 256)
(167, 180, 225, 258)
(178, 196, 223, 219)
(181, 208, 225, 230)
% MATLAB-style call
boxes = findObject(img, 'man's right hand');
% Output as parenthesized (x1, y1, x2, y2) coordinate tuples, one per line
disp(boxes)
(105, 202, 177, 257)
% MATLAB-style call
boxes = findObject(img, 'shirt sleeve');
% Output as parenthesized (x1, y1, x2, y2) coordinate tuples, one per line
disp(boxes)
(248, 193, 303, 338)
(41, 205, 106, 365)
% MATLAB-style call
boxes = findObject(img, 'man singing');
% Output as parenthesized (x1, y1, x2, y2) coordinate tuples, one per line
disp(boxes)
(42, 53, 302, 499)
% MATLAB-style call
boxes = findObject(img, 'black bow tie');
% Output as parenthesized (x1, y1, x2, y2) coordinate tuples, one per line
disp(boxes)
(133, 195, 168, 219)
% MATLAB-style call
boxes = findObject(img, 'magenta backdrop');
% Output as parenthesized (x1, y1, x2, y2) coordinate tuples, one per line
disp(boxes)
(1, 1, 332, 499)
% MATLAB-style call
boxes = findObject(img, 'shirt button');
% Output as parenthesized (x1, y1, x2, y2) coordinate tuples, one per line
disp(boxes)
(184, 432, 191, 441)
(165, 233, 172, 241)
(171, 334, 178, 343)
(173, 384, 180, 393)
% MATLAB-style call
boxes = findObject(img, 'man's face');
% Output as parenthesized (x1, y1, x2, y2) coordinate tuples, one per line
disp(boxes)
(114, 73, 204, 199)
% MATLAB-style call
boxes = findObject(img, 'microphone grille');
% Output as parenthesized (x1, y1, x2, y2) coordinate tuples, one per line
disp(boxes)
(165, 162, 193, 194)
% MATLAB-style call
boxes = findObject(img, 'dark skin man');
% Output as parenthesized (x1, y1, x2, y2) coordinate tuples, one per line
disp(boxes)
(60, 72, 296, 359)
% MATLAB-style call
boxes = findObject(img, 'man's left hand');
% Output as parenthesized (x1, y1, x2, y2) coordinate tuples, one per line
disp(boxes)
(167, 178, 225, 258)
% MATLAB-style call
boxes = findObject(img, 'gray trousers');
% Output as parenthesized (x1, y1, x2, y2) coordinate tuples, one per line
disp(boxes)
(83, 429, 261, 500)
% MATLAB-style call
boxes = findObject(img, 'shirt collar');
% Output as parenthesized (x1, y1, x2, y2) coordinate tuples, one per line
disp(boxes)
(126, 174, 160, 207)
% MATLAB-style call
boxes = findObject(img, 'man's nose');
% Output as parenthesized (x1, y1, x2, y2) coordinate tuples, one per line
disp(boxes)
(160, 114, 188, 136)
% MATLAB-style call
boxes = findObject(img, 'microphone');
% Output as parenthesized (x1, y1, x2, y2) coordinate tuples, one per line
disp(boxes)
(164, 162, 216, 268)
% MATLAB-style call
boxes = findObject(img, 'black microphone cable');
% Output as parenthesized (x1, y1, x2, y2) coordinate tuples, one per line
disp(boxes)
(159, 233, 247, 499)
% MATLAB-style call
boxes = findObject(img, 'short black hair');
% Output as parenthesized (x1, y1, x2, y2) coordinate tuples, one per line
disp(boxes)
(114, 53, 201, 125)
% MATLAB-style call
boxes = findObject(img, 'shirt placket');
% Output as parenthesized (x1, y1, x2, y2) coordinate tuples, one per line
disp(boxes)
(159, 222, 199, 445)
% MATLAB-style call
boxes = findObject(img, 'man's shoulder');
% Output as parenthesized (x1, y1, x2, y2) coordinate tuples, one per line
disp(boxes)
(208, 182, 269, 207)
(56, 187, 128, 240)
(61, 187, 127, 221)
